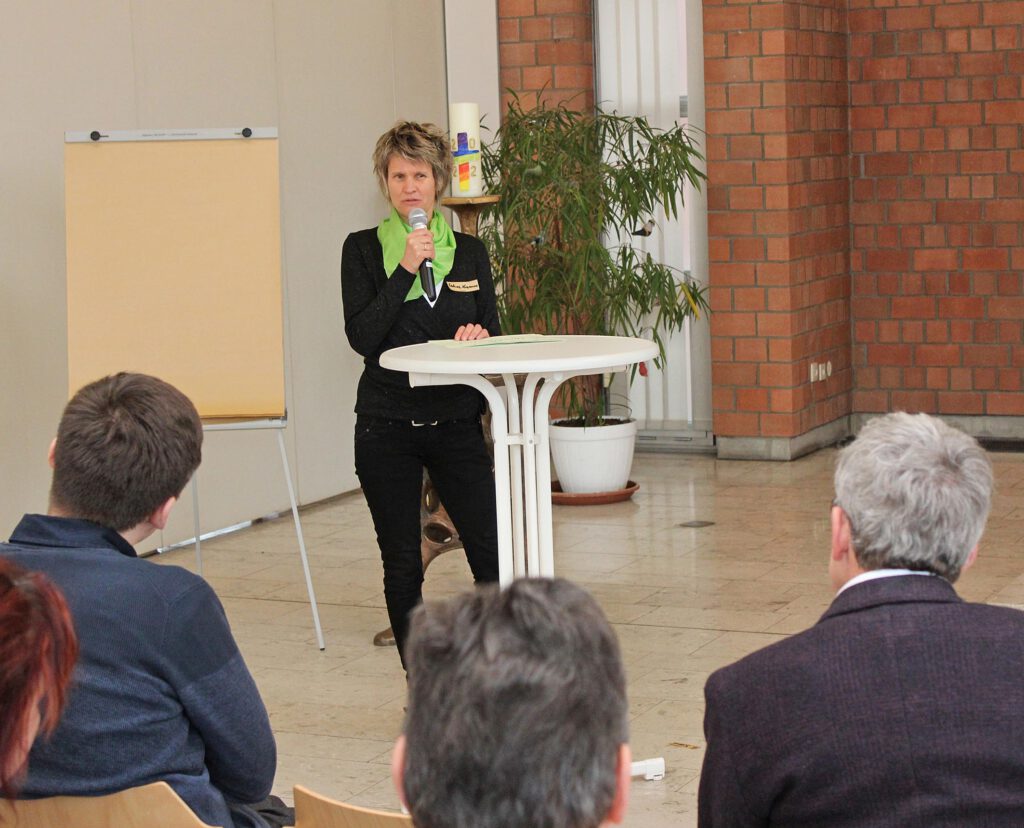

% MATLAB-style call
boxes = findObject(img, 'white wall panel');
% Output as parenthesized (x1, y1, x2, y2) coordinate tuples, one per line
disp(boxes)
(444, 1, 500, 135)
(0, 0, 449, 544)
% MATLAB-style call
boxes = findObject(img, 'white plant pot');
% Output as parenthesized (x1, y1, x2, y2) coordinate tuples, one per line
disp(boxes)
(549, 417, 637, 494)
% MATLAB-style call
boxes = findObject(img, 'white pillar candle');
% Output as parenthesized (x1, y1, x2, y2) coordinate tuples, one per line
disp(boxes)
(449, 102, 484, 197)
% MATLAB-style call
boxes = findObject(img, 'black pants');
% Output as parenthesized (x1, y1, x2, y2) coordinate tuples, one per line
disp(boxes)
(230, 795, 294, 828)
(354, 416, 499, 667)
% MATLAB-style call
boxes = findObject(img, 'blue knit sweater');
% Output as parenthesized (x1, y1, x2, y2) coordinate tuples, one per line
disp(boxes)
(3, 515, 276, 828)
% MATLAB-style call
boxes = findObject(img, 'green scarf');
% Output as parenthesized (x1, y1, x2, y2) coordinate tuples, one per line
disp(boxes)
(377, 208, 456, 302)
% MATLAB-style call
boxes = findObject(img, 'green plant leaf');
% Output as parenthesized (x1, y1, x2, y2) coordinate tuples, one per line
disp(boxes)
(477, 97, 709, 421)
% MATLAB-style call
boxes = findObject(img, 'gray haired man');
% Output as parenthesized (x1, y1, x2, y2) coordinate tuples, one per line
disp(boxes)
(392, 577, 631, 828)
(699, 412, 1024, 826)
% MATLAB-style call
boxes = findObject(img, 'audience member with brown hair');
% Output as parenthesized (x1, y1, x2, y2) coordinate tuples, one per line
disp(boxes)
(0, 558, 77, 796)
(2, 372, 287, 828)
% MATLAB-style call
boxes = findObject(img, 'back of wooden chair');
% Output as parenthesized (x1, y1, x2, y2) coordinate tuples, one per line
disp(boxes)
(293, 784, 412, 828)
(0, 781, 214, 827)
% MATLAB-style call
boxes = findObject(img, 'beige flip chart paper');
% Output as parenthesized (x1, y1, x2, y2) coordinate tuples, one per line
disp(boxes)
(64, 134, 285, 419)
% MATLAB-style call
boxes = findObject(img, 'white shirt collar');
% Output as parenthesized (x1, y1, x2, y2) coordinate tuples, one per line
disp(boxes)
(422, 280, 444, 308)
(837, 568, 935, 595)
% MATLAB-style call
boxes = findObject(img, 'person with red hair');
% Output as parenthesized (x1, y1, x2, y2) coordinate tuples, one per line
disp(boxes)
(0, 557, 77, 796)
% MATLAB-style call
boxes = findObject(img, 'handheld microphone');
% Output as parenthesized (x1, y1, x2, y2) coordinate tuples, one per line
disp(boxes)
(407, 207, 436, 301)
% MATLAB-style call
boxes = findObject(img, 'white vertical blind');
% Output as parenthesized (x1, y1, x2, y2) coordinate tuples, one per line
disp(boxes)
(595, 0, 712, 441)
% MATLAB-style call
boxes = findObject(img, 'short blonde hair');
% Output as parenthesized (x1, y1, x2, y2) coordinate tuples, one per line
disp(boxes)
(372, 121, 452, 202)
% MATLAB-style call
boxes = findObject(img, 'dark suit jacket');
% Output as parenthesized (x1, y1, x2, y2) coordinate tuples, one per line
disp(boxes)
(698, 575, 1024, 827)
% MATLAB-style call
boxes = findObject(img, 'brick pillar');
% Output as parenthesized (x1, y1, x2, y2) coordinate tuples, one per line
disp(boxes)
(496, 0, 595, 113)
(848, 1, 1024, 420)
(704, 0, 853, 458)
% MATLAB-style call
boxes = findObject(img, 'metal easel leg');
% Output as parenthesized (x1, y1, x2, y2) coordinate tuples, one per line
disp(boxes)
(277, 429, 326, 650)
(192, 472, 203, 576)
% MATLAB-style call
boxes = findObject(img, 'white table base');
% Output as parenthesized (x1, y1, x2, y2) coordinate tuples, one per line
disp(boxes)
(406, 365, 631, 583)
(386, 335, 664, 782)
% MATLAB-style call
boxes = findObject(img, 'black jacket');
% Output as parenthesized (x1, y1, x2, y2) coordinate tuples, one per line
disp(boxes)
(699, 574, 1024, 827)
(341, 227, 500, 421)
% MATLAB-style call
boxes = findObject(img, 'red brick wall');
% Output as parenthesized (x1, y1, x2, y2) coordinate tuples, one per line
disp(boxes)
(497, 0, 1024, 444)
(704, 0, 853, 440)
(496, 0, 595, 113)
(706, 0, 1024, 443)
(848, 1, 1024, 417)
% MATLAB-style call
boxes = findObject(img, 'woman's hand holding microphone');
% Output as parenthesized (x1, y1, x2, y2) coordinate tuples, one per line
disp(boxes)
(400, 227, 434, 275)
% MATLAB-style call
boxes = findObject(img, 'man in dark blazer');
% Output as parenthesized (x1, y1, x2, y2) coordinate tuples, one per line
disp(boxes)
(698, 412, 1024, 827)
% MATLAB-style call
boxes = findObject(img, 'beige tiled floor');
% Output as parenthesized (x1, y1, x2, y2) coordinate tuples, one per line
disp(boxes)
(155, 448, 1024, 827)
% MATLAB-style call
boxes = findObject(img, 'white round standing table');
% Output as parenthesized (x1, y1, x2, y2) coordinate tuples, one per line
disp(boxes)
(380, 334, 658, 584)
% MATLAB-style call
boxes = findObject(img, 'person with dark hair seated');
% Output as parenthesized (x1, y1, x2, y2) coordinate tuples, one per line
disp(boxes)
(2, 372, 288, 828)
(699, 412, 1024, 826)
(392, 577, 631, 828)
(0, 558, 77, 797)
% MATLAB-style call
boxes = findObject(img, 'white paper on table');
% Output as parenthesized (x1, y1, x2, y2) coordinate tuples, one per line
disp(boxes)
(430, 334, 561, 348)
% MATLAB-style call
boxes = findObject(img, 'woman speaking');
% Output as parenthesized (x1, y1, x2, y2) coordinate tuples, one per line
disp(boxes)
(341, 121, 500, 668)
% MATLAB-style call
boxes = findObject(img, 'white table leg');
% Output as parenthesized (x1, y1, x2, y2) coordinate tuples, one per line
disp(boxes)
(406, 373, 516, 586)
(528, 367, 630, 577)
(533, 375, 565, 577)
(405, 365, 630, 585)
(503, 373, 527, 578)
(483, 385, 515, 586)
(521, 373, 544, 576)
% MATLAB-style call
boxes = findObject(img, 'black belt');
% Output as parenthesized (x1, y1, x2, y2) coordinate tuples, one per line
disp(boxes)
(360, 415, 478, 428)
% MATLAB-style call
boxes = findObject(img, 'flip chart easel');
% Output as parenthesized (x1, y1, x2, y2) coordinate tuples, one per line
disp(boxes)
(192, 418, 325, 651)
(64, 127, 325, 648)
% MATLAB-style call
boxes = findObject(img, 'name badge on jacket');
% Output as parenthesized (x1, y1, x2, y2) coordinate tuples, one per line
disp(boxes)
(447, 280, 480, 293)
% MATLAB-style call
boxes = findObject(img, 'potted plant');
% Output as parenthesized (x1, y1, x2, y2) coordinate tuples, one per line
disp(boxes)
(478, 95, 708, 494)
